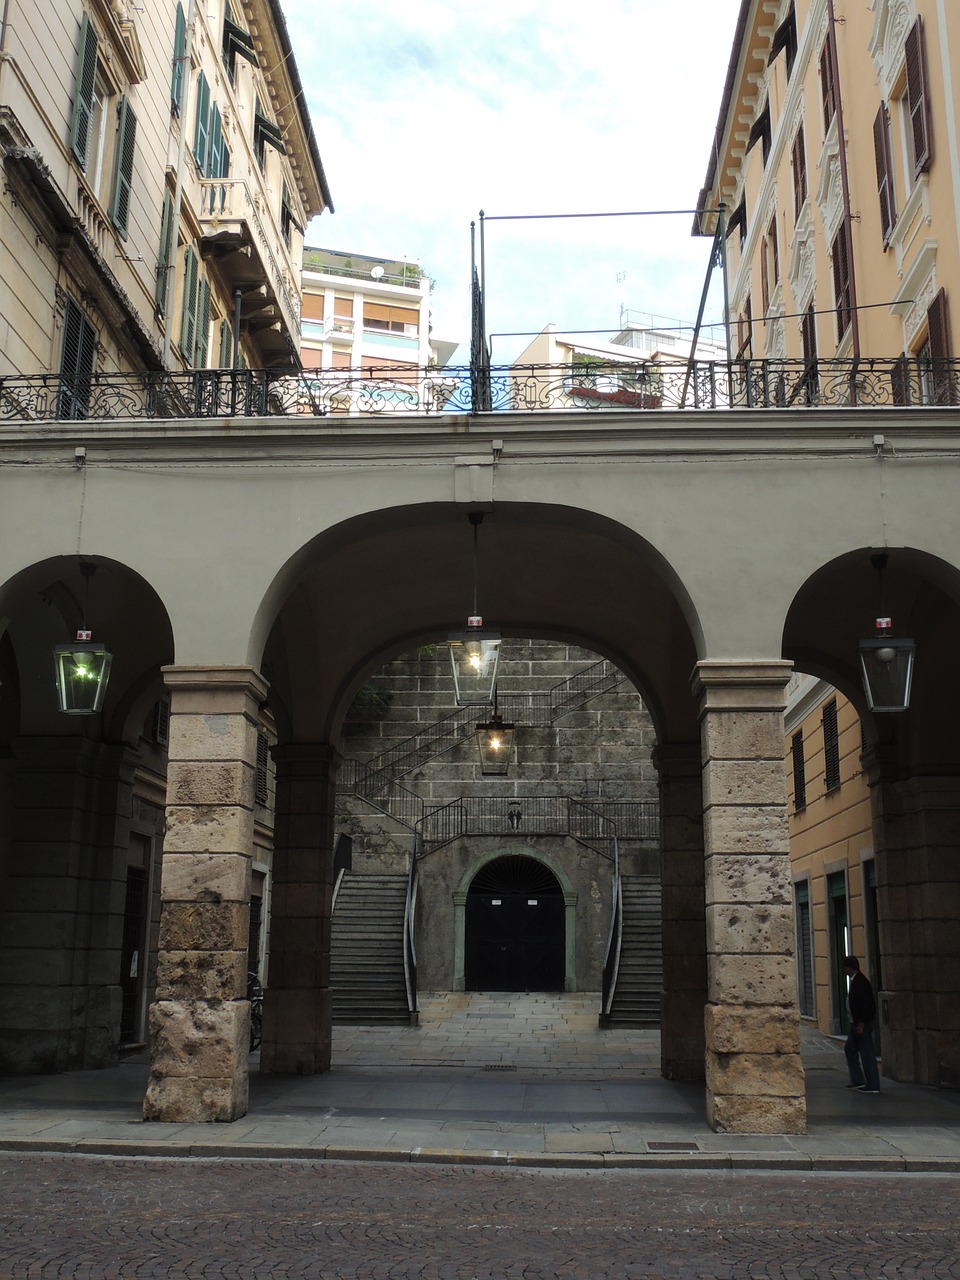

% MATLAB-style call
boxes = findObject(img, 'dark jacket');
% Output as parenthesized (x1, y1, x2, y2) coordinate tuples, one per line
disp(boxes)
(848, 970, 876, 1024)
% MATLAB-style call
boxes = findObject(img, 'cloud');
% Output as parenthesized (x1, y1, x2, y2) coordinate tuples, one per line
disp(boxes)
(282, 0, 740, 360)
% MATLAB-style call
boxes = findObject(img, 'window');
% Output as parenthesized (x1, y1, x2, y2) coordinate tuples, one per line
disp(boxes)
(155, 189, 174, 311)
(59, 296, 98, 420)
(171, 2, 186, 113)
(254, 97, 285, 169)
(69, 12, 100, 169)
(255, 732, 269, 805)
(747, 99, 771, 164)
(832, 223, 853, 342)
(281, 182, 301, 248)
(736, 296, 752, 359)
(791, 125, 807, 219)
(725, 197, 746, 251)
(800, 302, 818, 402)
(820, 31, 837, 131)
(760, 218, 779, 316)
(153, 694, 170, 746)
(222, 0, 258, 80)
(918, 288, 954, 404)
(180, 246, 211, 367)
(363, 302, 419, 335)
(109, 96, 137, 238)
(768, 4, 797, 79)
(904, 17, 933, 177)
(218, 318, 234, 368)
(795, 881, 814, 1018)
(823, 698, 840, 792)
(791, 731, 806, 811)
(873, 103, 896, 245)
(193, 74, 229, 181)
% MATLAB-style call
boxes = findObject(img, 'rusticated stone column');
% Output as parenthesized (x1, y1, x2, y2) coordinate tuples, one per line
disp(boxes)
(693, 660, 806, 1134)
(260, 743, 339, 1074)
(653, 742, 706, 1082)
(143, 666, 267, 1123)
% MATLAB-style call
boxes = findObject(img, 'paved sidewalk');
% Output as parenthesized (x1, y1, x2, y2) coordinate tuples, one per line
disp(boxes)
(2, 992, 959, 1171)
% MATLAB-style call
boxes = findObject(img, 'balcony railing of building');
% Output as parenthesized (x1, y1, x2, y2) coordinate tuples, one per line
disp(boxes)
(198, 178, 301, 343)
(418, 795, 660, 856)
(301, 256, 424, 290)
(2, 357, 958, 422)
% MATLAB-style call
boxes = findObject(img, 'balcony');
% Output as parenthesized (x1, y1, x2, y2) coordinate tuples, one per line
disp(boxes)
(197, 178, 301, 370)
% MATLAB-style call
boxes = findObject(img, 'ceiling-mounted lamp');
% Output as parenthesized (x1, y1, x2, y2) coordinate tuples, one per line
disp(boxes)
(858, 553, 914, 713)
(447, 511, 501, 706)
(54, 561, 113, 715)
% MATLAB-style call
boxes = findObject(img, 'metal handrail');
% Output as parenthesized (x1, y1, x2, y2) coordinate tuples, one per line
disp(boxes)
(3, 356, 957, 422)
(600, 837, 623, 1020)
(402, 833, 420, 1024)
(418, 794, 659, 853)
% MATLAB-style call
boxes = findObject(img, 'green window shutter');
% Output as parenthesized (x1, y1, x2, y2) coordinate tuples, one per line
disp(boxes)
(207, 102, 224, 179)
(181, 245, 198, 360)
(59, 297, 98, 420)
(109, 97, 137, 238)
(155, 188, 174, 310)
(171, 3, 186, 111)
(69, 12, 99, 168)
(218, 319, 233, 368)
(195, 277, 211, 367)
(193, 71, 210, 171)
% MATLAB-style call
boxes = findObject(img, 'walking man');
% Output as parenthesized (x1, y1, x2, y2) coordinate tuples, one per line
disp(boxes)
(844, 955, 881, 1094)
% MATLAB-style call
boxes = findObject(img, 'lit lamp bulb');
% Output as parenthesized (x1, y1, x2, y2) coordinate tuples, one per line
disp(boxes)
(876, 647, 896, 664)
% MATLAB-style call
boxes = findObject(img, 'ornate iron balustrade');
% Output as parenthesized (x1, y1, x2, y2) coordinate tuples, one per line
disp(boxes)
(418, 795, 659, 853)
(3, 357, 958, 422)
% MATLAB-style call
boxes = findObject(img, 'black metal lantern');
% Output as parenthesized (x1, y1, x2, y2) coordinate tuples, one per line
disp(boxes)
(447, 512, 500, 706)
(475, 711, 515, 776)
(54, 563, 112, 715)
(858, 555, 914, 713)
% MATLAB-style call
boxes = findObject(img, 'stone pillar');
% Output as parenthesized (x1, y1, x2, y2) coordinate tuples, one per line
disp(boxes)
(143, 666, 266, 1123)
(693, 660, 806, 1134)
(653, 742, 706, 1082)
(260, 743, 339, 1074)
(867, 754, 960, 1088)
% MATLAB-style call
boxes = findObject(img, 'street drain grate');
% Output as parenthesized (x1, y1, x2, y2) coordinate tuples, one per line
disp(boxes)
(482, 1064, 517, 1071)
(647, 1141, 700, 1152)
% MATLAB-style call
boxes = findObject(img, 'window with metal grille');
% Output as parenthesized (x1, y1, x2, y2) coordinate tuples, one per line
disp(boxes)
(792, 125, 807, 219)
(255, 732, 269, 805)
(823, 698, 841, 792)
(832, 223, 853, 341)
(904, 16, 933, 177)
(873, 103, 896, 246)
(791, 730, 806, 811)
(795, 880, 815, 1017)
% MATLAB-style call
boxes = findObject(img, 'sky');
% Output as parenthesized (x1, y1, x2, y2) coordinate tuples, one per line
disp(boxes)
(281, 0, 741, 364)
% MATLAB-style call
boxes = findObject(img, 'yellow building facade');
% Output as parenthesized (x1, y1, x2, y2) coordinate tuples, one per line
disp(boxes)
(696, 0, 960, 385)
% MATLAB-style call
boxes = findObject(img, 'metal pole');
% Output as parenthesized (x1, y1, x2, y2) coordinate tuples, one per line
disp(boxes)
(718, 203, 733, 363)
(681, 210, 725, 408)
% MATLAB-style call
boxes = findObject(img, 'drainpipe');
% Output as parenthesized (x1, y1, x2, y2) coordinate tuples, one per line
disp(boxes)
(0, 0, 12, 54)
(162, 0, 196, 369)
(826, 0, 860, 363)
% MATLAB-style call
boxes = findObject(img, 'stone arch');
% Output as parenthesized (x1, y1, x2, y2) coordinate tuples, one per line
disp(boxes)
(452, 845, 577, 994)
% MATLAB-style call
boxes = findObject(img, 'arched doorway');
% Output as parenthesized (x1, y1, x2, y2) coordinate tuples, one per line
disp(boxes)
(465, 855, 565, 992)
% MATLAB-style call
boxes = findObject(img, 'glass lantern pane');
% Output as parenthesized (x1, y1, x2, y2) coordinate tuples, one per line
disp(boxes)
(858, 638, 914, 712)
(54, 644, 113, 714)
(448, 631, 500, 705)
(475, 720, 515, 776)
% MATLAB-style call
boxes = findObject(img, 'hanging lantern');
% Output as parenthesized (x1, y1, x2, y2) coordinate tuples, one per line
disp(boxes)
(859, 617, 914, 713)
(449, 615, 501, 706)
(475, 711, 515, 776)
(54, 629, 113, 714)
(447, 512, 501, 706)
(858, 554, 914, 713)
(54, 561, 112, 715)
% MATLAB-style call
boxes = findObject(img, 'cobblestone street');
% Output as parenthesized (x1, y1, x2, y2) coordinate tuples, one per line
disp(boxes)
(2, 1152, 959, 1278)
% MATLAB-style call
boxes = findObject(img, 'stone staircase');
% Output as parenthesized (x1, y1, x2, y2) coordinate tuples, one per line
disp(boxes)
(605, 876, 662, 1027)
(331, 872, 411, 1025)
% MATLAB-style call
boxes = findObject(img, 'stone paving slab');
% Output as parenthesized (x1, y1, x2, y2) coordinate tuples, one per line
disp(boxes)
(1, 993, 959, 1171)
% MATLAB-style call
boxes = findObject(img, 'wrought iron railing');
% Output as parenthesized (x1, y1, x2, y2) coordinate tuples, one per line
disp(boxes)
(3, 357, 958, 422)
(418, 795, 659, 854)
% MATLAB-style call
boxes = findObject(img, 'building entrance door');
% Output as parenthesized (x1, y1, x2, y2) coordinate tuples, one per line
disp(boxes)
(465, 856, 564, 992)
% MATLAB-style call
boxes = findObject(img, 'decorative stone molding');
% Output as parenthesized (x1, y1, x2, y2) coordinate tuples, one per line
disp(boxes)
(891, 238, 939, 345)
(789, 204, 816, 311)
(869, 0, 915, 92)
(815, 120, 844, 247)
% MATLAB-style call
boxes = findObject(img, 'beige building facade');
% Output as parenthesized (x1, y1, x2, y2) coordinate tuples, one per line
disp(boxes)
(0, 0, 330, 384)
(696, 0, 960, 381)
